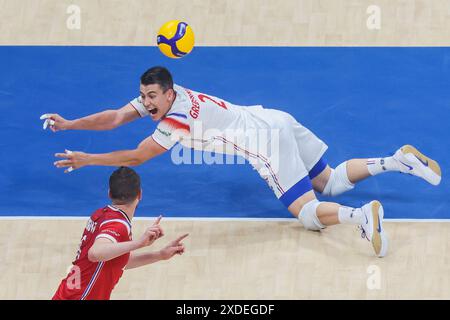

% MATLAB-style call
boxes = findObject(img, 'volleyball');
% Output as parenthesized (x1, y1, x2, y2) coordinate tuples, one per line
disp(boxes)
(157, 20, 195, 59)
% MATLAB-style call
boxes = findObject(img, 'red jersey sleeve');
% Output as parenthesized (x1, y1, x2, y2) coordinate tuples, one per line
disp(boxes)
(96, 220, 130, 243)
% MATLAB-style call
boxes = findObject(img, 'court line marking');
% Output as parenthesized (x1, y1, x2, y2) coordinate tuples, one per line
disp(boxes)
(0, 216, 449, 222)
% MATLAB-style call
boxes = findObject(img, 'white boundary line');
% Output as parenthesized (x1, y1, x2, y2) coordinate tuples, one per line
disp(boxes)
(0, 216, 449, 222)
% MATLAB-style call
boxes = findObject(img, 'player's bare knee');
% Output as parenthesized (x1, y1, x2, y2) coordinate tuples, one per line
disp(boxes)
(321, 162, 355, 197)
(297, 199, 325, 231)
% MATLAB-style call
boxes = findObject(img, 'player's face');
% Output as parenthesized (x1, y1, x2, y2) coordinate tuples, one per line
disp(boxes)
(140, 84, 175, 121)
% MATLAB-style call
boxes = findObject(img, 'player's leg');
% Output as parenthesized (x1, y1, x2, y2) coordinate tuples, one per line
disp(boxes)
(286, 182, 388, 257)
(364, 145, 441, 185)
(287, 187, 360, 229)
(309, 160, 356, 196)
(284, 113, 357, 196)
(251, 135, 387, 256)
(334, 156, 431, 185)
(310, 145, 442, 197)
(321, 145, 442, 187)
(287, 189, 339, 225)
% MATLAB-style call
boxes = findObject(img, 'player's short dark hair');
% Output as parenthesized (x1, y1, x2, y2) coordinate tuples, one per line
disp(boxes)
(140, 66, 173, 93)
(109, 167, 141, 205)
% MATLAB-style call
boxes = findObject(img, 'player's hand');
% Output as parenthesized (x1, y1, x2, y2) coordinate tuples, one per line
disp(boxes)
(160, 233, 189, 260)
(54, 149, 90, 173)
(152, 215, 165, 238)
(137, 216, 164, 248)
(40, 113, 72, 132)
(149, 215, 165, 240)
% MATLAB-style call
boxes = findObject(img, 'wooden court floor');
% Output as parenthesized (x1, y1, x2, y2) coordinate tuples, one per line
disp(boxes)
(1, 219, 449, 299)
(0, 0, 449, 299)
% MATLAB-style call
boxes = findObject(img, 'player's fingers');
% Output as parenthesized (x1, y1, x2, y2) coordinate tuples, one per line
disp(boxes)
(55, 153, 69, 158)
(153, 215, 162, 226)
(149, 225, 163, 234)
(176, 245, 185, 254)
(147, 226, 159, 233)
(156, 225, 164, 236)
(174, 233, 189, 243)
(147, 230, 157, 238)
(54, 160, 73, 167)
(40, 113, 59, 120)
(43, 119, 56, 130)
(151, 229, 160, 238)
(55, 152, 73, 158)
(64, 167, 75, 174)
(146, 234, 155, 243)
(151, 228, 163, 239)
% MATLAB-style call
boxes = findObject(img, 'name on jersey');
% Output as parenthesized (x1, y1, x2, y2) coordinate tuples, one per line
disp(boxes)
(186, 89, 201, 119)
(86, 218, 98, 233)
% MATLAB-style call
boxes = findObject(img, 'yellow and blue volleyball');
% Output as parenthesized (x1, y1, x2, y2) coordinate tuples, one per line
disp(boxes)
(157, 20, 195, 59)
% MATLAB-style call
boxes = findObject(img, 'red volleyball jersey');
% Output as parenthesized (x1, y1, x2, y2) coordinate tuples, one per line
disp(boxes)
(53, 205, 132, 300)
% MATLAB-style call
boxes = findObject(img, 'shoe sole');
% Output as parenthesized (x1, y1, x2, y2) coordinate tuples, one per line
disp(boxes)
(400, 145, 441, 186)
(371, 200, 388, 258)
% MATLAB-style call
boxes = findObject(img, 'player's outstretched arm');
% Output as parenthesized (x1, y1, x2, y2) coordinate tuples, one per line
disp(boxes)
(54, 135, 167, 173)
(40, 103, 140, 132)
(125, 233, 189, 270)
(88, 217, 164, 263)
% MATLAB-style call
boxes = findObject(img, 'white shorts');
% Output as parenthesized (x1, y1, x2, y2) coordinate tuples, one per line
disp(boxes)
(244, 107, 328, 207)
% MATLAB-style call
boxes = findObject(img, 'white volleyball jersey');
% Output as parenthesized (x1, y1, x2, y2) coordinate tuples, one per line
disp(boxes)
(130, 84, 270, 155)
(130, 84, 328, 202)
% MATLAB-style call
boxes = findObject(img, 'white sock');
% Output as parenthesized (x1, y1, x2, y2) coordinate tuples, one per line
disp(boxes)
(338, 206, 364, 225)
(366, 156, 400, 176)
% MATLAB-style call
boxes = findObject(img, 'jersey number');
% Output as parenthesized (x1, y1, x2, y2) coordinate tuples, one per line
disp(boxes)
(75, 234, 87, 261)
(198, 94, 228, 110)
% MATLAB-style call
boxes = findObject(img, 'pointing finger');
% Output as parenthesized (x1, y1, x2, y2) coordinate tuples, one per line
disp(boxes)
(153, 215, 162, 225)
(174, 233, 189, 243)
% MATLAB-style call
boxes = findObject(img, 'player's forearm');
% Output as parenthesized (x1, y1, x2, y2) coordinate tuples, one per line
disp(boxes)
(125, 251, 164, 270)
(88, 149, 145, 167)
(88, 240, 142, 263)
(69, 110, 120, 131)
